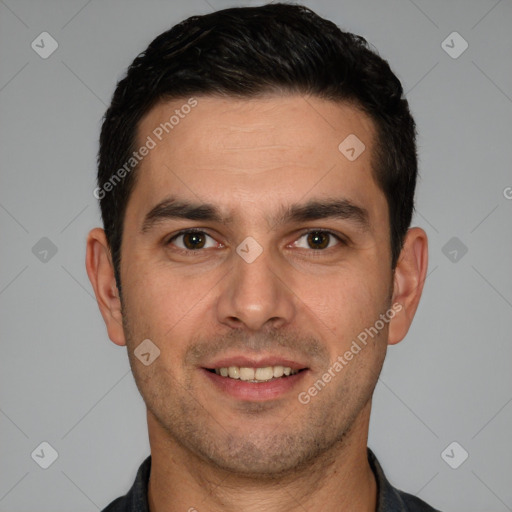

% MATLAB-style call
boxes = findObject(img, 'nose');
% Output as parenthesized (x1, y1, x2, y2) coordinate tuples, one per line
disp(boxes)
(215, 243, 297, 332)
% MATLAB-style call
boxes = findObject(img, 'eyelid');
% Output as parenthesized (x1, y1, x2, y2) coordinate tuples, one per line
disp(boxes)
(165, 228, 221, 252)
(166, 227, 211, 241)
(291, 229, 348, 248)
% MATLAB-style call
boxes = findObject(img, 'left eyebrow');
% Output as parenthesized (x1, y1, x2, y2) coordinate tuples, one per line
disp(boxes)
(272, 198, 371, 232)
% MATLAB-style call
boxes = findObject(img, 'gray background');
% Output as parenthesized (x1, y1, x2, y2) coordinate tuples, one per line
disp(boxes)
(1, 0, 511, 510)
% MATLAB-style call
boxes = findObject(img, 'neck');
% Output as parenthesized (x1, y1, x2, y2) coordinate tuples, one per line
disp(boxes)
(147, 402, 377, 512)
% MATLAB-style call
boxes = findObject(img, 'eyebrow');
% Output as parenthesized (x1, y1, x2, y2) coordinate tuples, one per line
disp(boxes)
(274, 198, 370, 231)
(141, 196, 370, 233)
(141, 197, 230, 233)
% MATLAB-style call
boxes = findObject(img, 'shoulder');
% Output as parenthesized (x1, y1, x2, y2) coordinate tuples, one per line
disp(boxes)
(101, 496, 126, 512)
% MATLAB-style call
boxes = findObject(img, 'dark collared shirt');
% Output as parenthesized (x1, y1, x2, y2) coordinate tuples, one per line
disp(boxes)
(102, 448, 442, 511)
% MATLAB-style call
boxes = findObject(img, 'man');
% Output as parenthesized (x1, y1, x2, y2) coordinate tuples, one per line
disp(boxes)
(86, 3, 438, 511)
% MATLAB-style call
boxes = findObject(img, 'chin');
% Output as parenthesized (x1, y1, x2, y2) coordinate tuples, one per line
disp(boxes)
(195, 430, 334, 479)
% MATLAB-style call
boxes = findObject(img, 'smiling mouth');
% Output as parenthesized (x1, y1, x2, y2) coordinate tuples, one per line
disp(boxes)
(206, 365, 307, 383)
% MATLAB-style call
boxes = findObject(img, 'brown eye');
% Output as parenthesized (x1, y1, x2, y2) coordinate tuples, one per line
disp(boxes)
(182, 232, 206, 249)
(293, 230, 342, 250)
(168, 230, 217, 251)
(306, 231, 330, 249)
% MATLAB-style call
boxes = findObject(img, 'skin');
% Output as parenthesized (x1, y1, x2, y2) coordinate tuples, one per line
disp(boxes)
(86, 94, 428, 512)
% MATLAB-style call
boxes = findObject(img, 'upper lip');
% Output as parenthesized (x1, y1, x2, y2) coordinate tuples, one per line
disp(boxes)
(203, 355, 309, 371)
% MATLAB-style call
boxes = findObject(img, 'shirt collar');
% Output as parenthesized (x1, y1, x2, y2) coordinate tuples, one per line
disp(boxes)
(367, 447, 413, 511)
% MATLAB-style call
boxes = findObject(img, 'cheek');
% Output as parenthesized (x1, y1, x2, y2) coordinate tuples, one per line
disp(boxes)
(299, 265, 390, 347)
(123, 254, 192, 326)
(121, 259, 220, 372)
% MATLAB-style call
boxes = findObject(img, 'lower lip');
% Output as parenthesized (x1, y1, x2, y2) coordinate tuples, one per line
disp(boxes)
(201, 368, 309, 401)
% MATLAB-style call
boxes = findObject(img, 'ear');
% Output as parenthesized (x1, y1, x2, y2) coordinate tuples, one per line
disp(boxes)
(388, 227, 428, 346)
(85, 228, 126, 346)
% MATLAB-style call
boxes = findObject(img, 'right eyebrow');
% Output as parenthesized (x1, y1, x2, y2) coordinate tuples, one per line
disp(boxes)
(141, 196, 232, 234)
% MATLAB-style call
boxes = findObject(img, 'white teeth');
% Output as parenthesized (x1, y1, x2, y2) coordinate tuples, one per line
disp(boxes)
(255, 367, 274, 380)
(273, 365, 284, 378)
(213, 365, 300, 382)
(228, 366, 240, 379)
(239, 367, 255, 380)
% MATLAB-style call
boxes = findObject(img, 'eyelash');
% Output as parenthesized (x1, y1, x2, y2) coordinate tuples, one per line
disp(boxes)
(165, 228, 347, 256)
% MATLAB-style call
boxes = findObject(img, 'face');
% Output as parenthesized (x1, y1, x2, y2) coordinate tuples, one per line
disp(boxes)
(117, 95, 395, 476)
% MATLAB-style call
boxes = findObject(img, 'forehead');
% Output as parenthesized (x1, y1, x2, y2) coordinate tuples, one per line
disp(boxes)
(130, 94, 384, 226)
